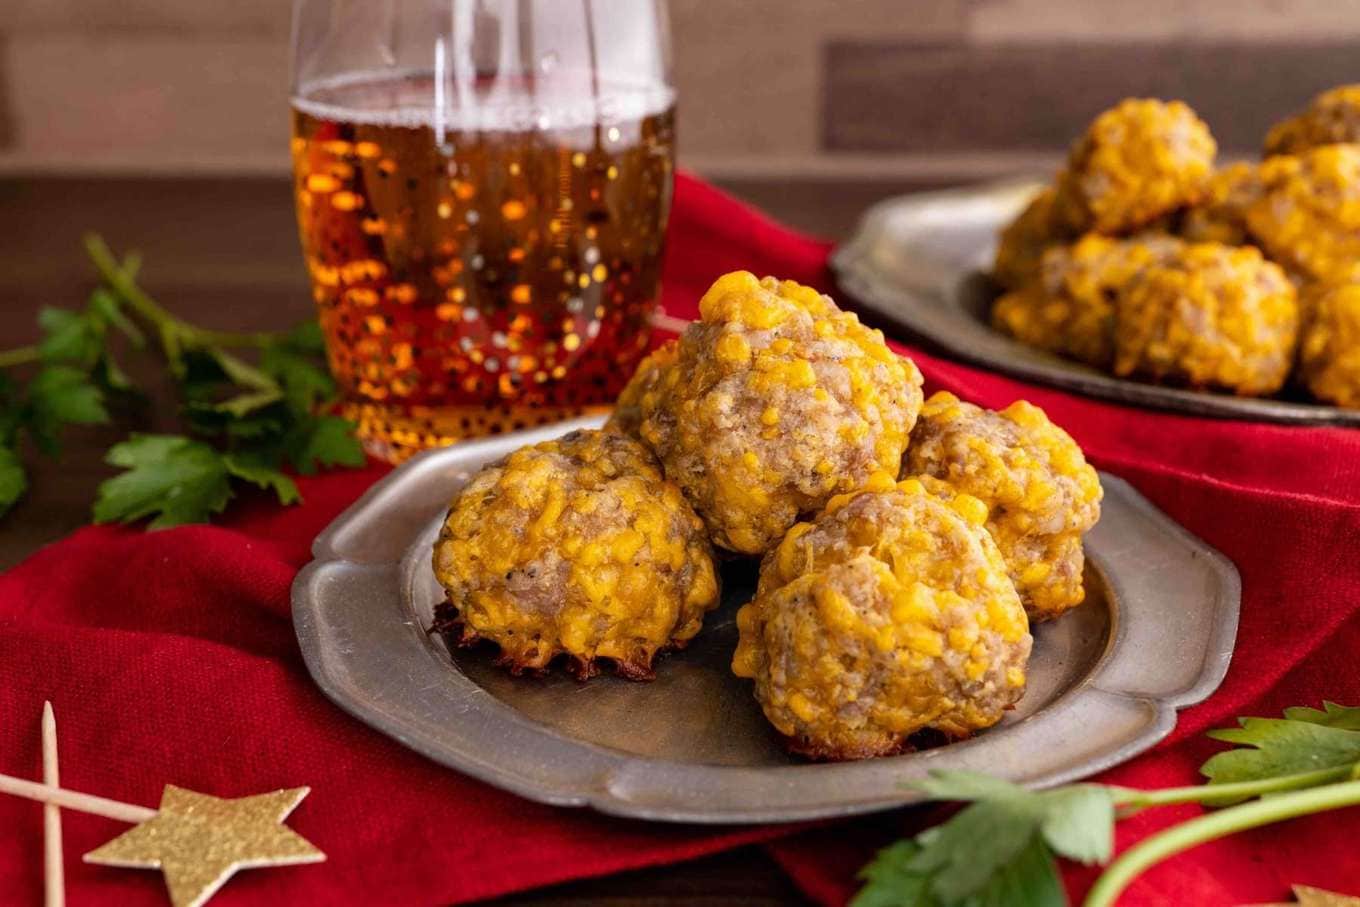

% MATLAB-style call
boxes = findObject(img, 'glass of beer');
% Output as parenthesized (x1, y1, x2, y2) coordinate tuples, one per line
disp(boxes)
(289, 0, 675, 461)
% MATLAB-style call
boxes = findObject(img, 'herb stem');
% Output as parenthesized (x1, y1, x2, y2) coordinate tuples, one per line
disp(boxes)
(1084, 779, 1360, 907)
(1110, 765, 1355, 810)
(83, 234, 289, 351)
(190, 327, 291, 349)
(85, 233, 180, 332)
(0, 346, 41, 368)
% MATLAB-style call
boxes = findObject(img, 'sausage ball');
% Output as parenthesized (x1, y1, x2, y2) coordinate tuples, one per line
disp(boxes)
(1264, 85, 1360, 156)
(1245, 144, 1360, 284)
(992, 233, 1183, 369)
(431, 428, 720, 680)
(731, 476, 1032, 760)
(1246, 144, 1360, 285)
(903, 392, 1102, 622)
(607, 339, 677, 437)
(1112, 243, 1299, 395)
(993, 187, 1069, 290)
(1298, 282, 1360, 408)
(1179, 162, 1264, 246)
(991, 284, 1070, 357)
(618, 270, 924, 555)
(1053, 99, 1216, 235)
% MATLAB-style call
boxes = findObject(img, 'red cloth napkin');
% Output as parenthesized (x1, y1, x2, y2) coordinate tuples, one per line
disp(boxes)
(2, 173, 1358, 906)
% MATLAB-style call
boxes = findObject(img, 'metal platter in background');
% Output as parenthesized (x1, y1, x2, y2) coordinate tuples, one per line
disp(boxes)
(832, 180, 1360, 427)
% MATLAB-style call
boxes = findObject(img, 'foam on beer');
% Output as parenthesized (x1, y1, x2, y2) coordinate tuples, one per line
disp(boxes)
(294, 70, 674, 139)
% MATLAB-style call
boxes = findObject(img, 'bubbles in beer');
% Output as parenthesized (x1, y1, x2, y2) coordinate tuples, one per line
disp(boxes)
(291, 73, 675, 461)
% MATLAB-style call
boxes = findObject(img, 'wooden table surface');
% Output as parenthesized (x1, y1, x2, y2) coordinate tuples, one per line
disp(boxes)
(0, 175, 941, 906)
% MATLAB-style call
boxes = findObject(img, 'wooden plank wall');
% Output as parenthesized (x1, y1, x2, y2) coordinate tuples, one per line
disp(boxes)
(4, 0, 1360, 180)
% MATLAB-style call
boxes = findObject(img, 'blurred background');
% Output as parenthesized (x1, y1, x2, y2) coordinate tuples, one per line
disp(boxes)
(5, 0, 1360, 234)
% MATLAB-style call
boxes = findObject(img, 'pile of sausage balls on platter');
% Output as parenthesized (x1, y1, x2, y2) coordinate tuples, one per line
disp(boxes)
(993, 87, 1360, 408)
(432, 271, 1104, 761)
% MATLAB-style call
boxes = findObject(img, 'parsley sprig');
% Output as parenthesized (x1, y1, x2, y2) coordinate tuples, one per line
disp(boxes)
(854, 702, 1360, 907)
(0, 234, 365, 526)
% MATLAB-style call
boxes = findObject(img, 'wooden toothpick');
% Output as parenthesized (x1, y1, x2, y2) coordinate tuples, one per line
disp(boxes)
(41, 702, 64, 907)
(0, 772, 155, 824)
(3, 704, 324, 907)
(650, 311, 692, 334)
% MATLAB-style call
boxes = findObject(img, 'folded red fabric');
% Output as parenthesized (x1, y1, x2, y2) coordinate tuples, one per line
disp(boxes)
(1, 173, 1357, 907)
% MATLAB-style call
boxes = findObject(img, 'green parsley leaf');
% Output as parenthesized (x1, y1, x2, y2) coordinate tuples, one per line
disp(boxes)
(1036, 786, 1115, 865)
(0, 444, 28, 517)
(223, 453, 301, 506)
(906, 797, 1041, 900)
(212, 389, 285, 418)
(31, 367, 110, 424)
(178, 348, 237, 408)
(284, 414, 366, 475)
(5, 239, 366, 530)
(851, 771, 1108, 907)
(280, 320, 327, 354)
(1283, 702, 1360, 731)
(852, 840, 938, 907)
(93, 434, 232, 529)
(975, 835, 1066, 907)
(38, 306, 100, 366)
(857, 708, 1360, 907)
(261, 341, 335, 415)
(911, 772, 1114, 868)
(207, 347, 279, 394)
(853, 823, 1066, 907)
(220, 408, 287, 440)
(178, 349, 284, 432)
(178, 348, 290, 419)
(913, 771, 1030, 803)
(26, 365, 109, 454)
(1202, 707, 1360, 791)
(37, 291, 142, 398)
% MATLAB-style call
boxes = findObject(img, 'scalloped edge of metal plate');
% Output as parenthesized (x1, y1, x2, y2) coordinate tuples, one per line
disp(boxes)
(292, 417, 1240, 824)
(831, 180, 1360, 427)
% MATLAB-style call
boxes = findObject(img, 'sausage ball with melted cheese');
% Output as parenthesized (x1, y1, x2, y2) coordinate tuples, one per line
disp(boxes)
(616, 271, 924, 555)
(992, 233, 1183, 369)
(1298, 282, 1360, 408)
(1264, 85, 1360, 156)
(1112, 243, 1299, 395)
(903, 392, 1102, 622)
(993, 187, 1069, 290)
(731, 476, 1032, 760)
(1179, 162, 1265, 246)
(1246, 144, 1360, 285)
(608, 339, 677, 437)
(431, 429, 719, 680)
(734, 478, 1028, 761)
(1053, 99, 1216, 235)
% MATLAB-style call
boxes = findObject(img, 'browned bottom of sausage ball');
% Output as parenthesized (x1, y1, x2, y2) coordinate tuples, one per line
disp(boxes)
(432, 429, 720, 680)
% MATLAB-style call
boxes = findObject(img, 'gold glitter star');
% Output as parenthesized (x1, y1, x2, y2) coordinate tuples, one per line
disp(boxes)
(1254, 885, 1360, 907)
(84, 785, 324, 907)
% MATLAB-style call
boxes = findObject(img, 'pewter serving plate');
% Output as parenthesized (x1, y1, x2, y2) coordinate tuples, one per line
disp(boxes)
(293, 416, 1240, 824)
(833, 180, 1360, 427)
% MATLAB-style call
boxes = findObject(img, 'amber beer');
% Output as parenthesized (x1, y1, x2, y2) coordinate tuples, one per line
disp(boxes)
(290, 74, 675, 460)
